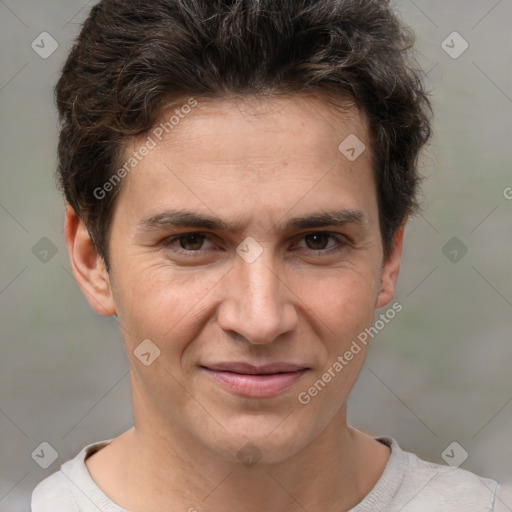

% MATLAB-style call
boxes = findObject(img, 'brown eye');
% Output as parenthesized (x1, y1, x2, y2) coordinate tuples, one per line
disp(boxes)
(304, 233, 332, 250)
(293, 232, 347, 256)
(176, 234, 205, 251)
(161, 232, 218, 259)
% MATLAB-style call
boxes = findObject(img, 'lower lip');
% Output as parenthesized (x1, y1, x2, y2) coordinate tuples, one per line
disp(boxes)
(202, 368, 308, 398)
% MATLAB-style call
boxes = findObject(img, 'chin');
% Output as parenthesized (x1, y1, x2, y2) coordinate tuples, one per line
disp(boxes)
(202, 414, 315, 465)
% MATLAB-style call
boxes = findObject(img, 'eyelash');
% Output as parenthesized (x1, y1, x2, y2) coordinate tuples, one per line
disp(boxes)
(161, 232, 348, 258)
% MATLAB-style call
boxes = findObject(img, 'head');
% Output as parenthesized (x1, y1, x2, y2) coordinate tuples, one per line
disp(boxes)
(59, 0, 431, 463)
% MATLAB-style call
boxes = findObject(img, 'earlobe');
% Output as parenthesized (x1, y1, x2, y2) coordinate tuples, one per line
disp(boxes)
(64, 204, 116, 316)
(375, 223, 405, 309)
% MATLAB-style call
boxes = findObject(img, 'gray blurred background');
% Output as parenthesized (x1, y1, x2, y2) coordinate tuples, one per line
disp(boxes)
(0, 0, 511, 510)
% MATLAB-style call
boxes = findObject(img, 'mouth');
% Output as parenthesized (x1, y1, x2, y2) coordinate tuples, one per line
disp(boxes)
(199, 362, 309, 398)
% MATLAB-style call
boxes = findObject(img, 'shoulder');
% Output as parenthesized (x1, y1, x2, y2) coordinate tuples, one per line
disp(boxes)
(384, 437, 499, 511)
(31, 470, 78, 512)
(31, 439, 115, 512)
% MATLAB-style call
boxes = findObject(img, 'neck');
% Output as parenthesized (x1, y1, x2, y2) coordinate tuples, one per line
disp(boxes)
(89, 416, 388, 511)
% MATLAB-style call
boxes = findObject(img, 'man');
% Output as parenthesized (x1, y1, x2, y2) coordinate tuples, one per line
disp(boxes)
(31, 0, 499, 510)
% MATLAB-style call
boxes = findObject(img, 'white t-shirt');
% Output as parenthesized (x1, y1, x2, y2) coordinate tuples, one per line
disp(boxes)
(31, 436, 499, 511)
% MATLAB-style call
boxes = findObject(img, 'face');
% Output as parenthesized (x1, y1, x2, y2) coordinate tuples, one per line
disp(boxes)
(70, 95, 403, 464)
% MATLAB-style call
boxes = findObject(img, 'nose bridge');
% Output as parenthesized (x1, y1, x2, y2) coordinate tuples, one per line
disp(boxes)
(242, 251, 281, 311)
(218, 247, 296, 344)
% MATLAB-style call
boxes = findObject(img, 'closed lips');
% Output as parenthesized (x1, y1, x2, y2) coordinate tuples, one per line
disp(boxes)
(201, 362, 308, 374)
(200, 362, 309, 398)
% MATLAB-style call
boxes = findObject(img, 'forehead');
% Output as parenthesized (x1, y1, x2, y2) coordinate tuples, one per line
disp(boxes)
(112, 95, 377, 230)
(148, 95, 370, 166)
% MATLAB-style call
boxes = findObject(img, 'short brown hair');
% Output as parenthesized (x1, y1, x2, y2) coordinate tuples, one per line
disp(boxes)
(55, 0, 432, 270)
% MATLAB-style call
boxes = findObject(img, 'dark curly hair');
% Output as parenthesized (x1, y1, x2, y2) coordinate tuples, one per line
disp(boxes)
(55, 0, 432, 270)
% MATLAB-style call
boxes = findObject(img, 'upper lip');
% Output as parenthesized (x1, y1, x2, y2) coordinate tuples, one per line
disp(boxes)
(201, 362, 308, 375)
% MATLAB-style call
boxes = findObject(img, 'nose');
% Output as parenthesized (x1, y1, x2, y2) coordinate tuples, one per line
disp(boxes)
(216, 249, 298, 345)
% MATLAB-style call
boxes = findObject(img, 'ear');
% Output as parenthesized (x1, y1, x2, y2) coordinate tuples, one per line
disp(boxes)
(375, 221, 406, 309)
(64, 204, 116, 316)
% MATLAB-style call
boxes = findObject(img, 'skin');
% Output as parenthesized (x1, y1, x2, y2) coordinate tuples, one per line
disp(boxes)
(65, 95, 405, 512)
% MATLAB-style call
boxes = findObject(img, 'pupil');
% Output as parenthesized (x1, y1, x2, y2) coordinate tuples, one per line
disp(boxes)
(307, 233, 328, 250)
(181, 234, 203, 250)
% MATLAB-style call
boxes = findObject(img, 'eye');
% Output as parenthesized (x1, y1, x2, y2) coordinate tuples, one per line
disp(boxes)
(162, 233, 215, 255)
(161, 231, 348, 259)
(294, 232, 347, 254)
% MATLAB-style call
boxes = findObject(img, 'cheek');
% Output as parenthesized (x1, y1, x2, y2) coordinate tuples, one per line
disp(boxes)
(111, 261, 227, 350)
(293, 271, 377, 414)
(297, 266, 380, 342)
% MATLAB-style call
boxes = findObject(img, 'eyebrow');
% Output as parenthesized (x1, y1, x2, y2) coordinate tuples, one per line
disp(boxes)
(136, 208, 368, 235)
